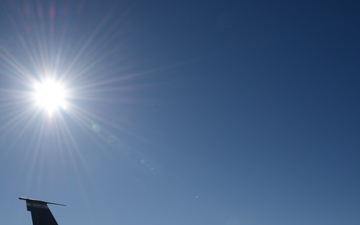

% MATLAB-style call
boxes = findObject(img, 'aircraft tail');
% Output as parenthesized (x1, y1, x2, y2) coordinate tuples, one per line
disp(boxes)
(19, 197, 65, 225)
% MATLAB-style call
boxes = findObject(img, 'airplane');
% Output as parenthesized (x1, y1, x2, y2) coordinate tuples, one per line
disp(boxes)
(19, 197, 66, 225)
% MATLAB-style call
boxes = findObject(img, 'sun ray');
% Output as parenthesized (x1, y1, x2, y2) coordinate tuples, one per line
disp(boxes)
(0, 1, 168, 195)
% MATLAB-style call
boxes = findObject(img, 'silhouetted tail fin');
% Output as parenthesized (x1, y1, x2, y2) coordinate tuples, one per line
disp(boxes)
(19, 197, 65, 225)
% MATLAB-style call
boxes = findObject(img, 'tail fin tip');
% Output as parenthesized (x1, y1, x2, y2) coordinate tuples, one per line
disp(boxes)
(19, 197, 66, 206)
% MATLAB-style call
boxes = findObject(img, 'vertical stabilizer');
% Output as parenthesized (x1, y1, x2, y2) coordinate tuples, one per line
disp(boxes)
(19, 197, 65, 225)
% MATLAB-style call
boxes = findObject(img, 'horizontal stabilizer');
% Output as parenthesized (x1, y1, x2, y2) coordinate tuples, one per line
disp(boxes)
(19, 197, 66, 206)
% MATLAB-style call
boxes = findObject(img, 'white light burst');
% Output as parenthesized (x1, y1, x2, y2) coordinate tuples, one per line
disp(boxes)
(33, 78, 68, 116)
(0, 0, 144, 171)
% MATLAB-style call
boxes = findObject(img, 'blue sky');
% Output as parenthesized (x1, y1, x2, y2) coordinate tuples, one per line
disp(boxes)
(0, 1, 359, 225)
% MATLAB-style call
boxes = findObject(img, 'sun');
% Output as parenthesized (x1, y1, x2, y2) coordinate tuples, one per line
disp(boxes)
(33, 78, 68, 116)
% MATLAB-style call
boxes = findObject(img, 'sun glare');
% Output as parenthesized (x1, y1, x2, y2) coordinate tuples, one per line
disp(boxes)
(33, 78, 68, 116)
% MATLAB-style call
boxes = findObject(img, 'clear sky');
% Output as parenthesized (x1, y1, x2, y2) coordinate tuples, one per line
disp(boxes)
(0, 1, 359, 225)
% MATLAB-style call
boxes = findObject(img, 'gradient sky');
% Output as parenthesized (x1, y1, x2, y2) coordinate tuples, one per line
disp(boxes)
(0, 1, 359, 225)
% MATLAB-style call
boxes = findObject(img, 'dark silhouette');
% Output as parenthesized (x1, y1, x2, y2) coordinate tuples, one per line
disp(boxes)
(19, 197, 65, 225)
